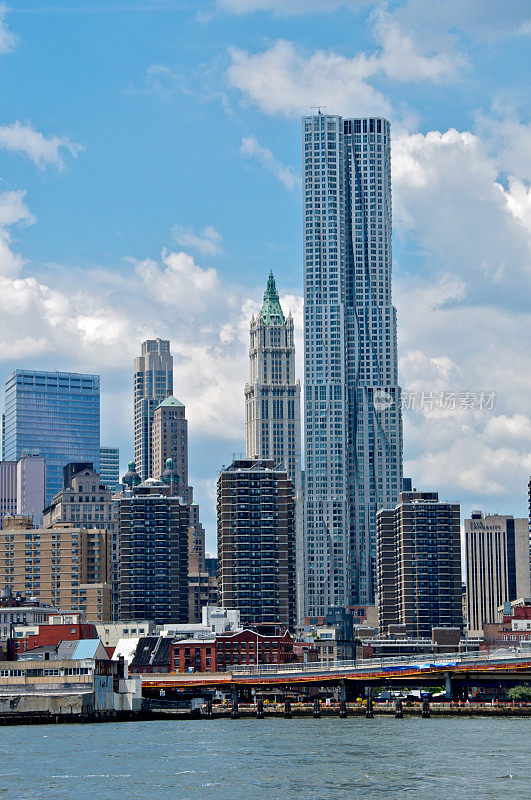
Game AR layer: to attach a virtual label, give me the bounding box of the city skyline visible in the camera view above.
[0,2,529,550]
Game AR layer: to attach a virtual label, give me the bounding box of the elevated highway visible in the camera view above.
[141,649,531,700]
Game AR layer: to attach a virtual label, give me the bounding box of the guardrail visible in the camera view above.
[231,647,530,676]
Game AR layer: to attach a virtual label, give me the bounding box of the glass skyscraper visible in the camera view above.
[4,370,100,504]
[99,446,120,491]
[303,114,403,616]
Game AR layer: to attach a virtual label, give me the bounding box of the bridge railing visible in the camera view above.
[231,647,528,677]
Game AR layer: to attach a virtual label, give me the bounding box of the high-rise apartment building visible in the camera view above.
[217,458,296,629]
[4,370,100,504]
[42,463,119,618]
[133,339,173,481]
[0,516,111,621]
[244,273,303,619]
[118,473,189,625]
[99,447,120,491]
[464,511,530,637]
[303,114,402,616]
[376,490,462,638]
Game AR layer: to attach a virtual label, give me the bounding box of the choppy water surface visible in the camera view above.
[1,717,529,799]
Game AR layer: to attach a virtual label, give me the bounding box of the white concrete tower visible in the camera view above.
[244,272,304,620]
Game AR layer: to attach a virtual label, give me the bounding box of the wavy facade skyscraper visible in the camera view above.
[303,114,403,616]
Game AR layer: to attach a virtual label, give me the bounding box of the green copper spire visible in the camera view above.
[260,271,285,325]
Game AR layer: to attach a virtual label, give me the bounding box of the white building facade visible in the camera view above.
[464,511,531,637]
[303,114,403,615]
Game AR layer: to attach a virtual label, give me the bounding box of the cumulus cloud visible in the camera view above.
[227,23,464,118]
[0,122,83,169]
[392,127,531,307]
[227,40,391,118]
[172,225,222,256]
[240,135,300,191]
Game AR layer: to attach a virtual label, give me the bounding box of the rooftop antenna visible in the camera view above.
[311,106,327,115]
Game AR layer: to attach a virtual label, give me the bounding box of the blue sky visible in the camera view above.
[0,0,530,551]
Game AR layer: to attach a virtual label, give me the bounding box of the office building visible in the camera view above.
[118,473,189,625]
[0,516,111,621]
[217,458,296,628]
[99,447,120,491]
[133,339,173,481]
[464,511,530,637]
[0,461,17,520]
[376,489,462,638]
[303,114,403,616]
[1,455,46,525]
[42,463,119,618]
[244,272,304,621]
[4,370,100,504]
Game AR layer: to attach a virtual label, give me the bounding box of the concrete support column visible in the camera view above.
[444,672,453,701]
[231,686,239,718]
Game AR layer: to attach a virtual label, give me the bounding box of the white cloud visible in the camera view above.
[0,122,83,168]
[371,18,466,82]
[0,5,17,54]
[172,225,222,256]
[405,436,531,497]
[0,189,35,230]
[379,0,531,42]
[0,190,35,277]
[240,135,300,191]
[227,40,391,118]
[227,25,464,118]
[392,127,531,304]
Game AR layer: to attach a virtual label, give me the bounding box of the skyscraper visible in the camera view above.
[303,114,402,615]
[152,396,190,502]
[99,447,120,492]
[244,272,303,619]
[464,511,530,637]
[118,470,189,625]
[4,370,100,504]
[217,458,296,629]
[0,455,45,524]
[133,339,173,481]
[376,489,462,638]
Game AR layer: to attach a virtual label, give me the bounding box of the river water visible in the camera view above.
[1,717,529,799]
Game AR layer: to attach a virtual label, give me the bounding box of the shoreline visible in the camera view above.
[1,703,530,726]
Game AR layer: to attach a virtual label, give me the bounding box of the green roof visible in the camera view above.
[260,271,285,325]
[157,395,185,409]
